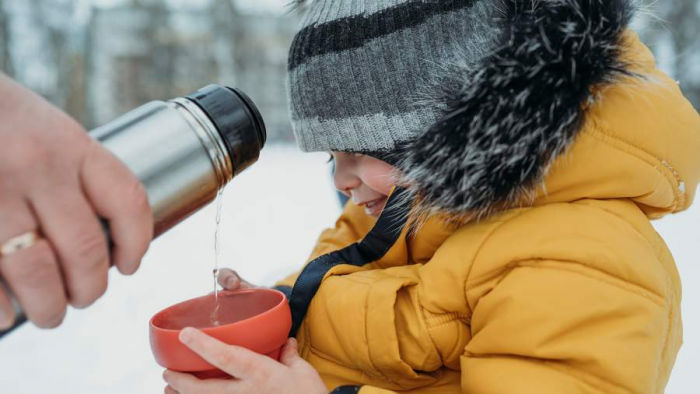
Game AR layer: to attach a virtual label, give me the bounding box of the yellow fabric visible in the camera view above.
[277,31,700,393]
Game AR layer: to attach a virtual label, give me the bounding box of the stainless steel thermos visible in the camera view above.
[0,84,266,338]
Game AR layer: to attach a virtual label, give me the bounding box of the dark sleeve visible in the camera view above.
[330,386,362,394]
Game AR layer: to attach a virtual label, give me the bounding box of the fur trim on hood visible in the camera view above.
[291,0,638,221]
[395,0,637,221]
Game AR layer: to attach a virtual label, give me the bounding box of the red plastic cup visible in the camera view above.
[149,288,291,379]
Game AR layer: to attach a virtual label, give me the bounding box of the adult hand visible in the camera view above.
[163,328,327,394]
[0,74,153,330]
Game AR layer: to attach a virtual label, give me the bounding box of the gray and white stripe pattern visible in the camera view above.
[287,0,498,155]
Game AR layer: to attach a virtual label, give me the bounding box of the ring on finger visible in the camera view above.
[0,230,42,258]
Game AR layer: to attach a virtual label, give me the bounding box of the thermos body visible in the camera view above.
[0,85,266,339]
[91,98,232,237]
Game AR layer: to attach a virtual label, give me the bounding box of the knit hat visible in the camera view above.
[287,0,498,157]
[287,0,636,219]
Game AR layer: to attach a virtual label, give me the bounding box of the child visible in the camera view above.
[163,0,700,393]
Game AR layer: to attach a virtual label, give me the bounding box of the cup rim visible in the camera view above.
[149,287,287,334]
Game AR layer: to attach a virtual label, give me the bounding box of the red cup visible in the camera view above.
[149,288,291,378]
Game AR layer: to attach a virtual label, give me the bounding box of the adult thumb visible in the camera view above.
[280,337,301,366]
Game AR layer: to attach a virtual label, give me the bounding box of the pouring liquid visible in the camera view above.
[210,187,225,326]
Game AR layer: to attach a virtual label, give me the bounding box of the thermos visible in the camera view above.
[0,84,267,338]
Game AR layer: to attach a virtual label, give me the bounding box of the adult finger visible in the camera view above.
[0,281,15,329]
[0,200,67,328]
[0,238,67,328]
[29,184,109,309]
[0,199,67,328]
[179,327,279,379]
[80,139,153,275]
[0,200,36,328]
[163,370,228,394]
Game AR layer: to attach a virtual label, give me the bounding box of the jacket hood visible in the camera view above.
[393,0,700,221]
[530,31,700,219]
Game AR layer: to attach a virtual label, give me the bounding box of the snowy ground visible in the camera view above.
[0,145,698,393]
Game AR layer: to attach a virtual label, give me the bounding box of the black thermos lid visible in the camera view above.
[185,85,267,176]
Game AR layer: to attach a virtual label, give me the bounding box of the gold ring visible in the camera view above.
[0,230,41,258]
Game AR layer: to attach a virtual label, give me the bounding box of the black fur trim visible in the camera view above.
[396,0,636,220]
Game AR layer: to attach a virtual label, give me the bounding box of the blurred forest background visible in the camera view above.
[0,0,698,144]
[0,0,301,142]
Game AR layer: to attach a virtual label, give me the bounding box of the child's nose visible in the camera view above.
[333,165,362,194]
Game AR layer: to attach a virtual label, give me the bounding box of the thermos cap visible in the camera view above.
[185,85,267,176]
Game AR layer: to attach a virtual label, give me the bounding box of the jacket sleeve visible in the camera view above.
[460,259,673,393]
[328,259,673,394]
[274,201,376,290]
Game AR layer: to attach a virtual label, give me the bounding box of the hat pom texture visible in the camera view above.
[396,0,636,220]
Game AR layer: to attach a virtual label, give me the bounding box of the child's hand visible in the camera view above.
[163,328,327,394]
[217,268,255,290]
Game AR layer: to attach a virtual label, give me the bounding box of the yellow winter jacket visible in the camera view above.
[277,30,700,394]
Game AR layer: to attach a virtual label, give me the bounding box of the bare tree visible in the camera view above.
[210,0,240,86]
[638,0,700,107]
[140,0,175,101]
[0,0,14,76]
[25,0,77,107]
[663,0,700,106]
[86,0,175,126]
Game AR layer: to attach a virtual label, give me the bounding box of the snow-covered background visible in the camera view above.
[0,145,699,393]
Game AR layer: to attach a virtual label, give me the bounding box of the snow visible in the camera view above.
[0,145,698,392]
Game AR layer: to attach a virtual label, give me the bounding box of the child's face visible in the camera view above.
[332,152,397,217]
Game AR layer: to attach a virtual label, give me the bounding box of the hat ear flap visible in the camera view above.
[397,0,637,221]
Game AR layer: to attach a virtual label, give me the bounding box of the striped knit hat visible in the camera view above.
[287,0,497,157]
[287,0,636,219]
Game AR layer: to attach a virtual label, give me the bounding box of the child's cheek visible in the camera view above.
[362,164,398,196]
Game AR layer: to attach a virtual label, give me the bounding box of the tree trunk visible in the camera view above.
[0,0,14,76]
[665,0,700,106]
[638,0,700,108]
[210,0,239,86]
